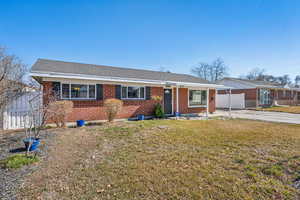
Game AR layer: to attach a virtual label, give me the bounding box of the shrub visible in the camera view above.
[48,100,73,127]
[154,103,165,118]
[151,95,163,102]
[0,154,38,169]
[104,98,123,122]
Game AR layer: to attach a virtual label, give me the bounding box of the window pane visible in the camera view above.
[128,86,139,98]
[89,85,95,98]
[189,90,206,106]
[71,84,88,98]
[121,86,127,98]
[62,84,70,99]
[140,87,145,98]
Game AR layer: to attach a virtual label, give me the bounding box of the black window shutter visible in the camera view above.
[52,82,61,99]
[96,84,103,100]
[146,86,151,100]
[115,85,121,99]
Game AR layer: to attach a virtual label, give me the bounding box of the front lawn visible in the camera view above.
[257,106,300,114]
[20,120,300,200]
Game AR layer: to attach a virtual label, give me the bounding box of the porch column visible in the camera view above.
[176,85,179,115]
[229,89,232,118]
[206,88,209,118]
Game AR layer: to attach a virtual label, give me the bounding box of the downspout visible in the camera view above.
[176,85,179,118]
[256,88,259,108]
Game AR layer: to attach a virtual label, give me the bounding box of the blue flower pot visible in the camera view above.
[23,138,40,151]
[175,112,181,117]
[77,120,85,127]
[137,114,145,121]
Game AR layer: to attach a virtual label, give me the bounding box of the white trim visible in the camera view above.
[61,83,96,100]
[188,88,208,108]
[176,86,179,113]
[120,85,146,100]
[206,88,209,118]
[30,71,225,88]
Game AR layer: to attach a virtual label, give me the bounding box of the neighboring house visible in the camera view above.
[217,77,300,108]
[30,59,223,122]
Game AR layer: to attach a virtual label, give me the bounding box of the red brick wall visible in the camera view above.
[173,88,216,114]
[43,81,216,122]
[42,82,164,122]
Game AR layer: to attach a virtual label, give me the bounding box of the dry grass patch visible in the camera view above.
[257,106,300,114]
[19,120,300,200]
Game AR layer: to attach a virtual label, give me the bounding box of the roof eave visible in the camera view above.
[30,71,224,88]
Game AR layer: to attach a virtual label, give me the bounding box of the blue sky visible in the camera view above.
[1,0,300,80]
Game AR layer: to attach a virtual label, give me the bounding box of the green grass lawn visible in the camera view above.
[257,106,300,114]
[20,119,300,200]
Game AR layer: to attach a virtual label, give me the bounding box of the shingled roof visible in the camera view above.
[31,59,211,84]
[220,77,289,89]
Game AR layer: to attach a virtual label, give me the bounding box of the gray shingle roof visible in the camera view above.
[31,59,211,84]
[222,77,283,89]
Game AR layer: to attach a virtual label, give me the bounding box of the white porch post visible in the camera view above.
[176,85,179,117]
[206,88,209,118]
[229,88,232,118]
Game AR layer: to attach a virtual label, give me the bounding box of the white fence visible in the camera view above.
[3,91,42,130]
[216,93,245,109]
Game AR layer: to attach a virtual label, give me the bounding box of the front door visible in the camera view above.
[164,89,172,115]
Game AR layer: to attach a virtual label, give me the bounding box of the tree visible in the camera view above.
[191,58,228,82]
[295,75,300,88]
[244,68,267,81]
[243,68,292,86]
[276,75,291,86]
[0,47,27,110]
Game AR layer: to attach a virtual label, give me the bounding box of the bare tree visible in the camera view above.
[211,58,228,82]
[277,75,291,86]
[242,68,293,86]
[191,58,228,82]
[0,47,27,110]
[243,68,267,81]
[295,75,300,88]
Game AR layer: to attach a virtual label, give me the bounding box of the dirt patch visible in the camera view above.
[0,130,56,200]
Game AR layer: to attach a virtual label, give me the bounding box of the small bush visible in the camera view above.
[104,98,123,122]
[154,103,165,118]
[48,100,73,127]
[0,154,38,169]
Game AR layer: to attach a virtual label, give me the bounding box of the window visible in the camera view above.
[259,89,271,105]
[61,83,96,99]
[188,90,207,107]
[121,86,145,99]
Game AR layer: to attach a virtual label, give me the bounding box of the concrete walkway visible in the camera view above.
[213,110,300,125]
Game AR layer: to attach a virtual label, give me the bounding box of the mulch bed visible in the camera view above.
[0,130,56,200]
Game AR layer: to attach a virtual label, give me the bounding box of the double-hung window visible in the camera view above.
[188,89,207,107]
[121,86,145,99]
[61,83,96,99]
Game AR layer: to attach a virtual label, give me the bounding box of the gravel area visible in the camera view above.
[0,130,56,200]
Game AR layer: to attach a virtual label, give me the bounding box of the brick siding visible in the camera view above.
[173,88,216,114]
[43,81,216,122]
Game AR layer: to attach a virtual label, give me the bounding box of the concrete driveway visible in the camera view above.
[214,110,300,125]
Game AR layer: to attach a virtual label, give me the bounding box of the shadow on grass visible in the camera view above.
[10,147,26,153]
